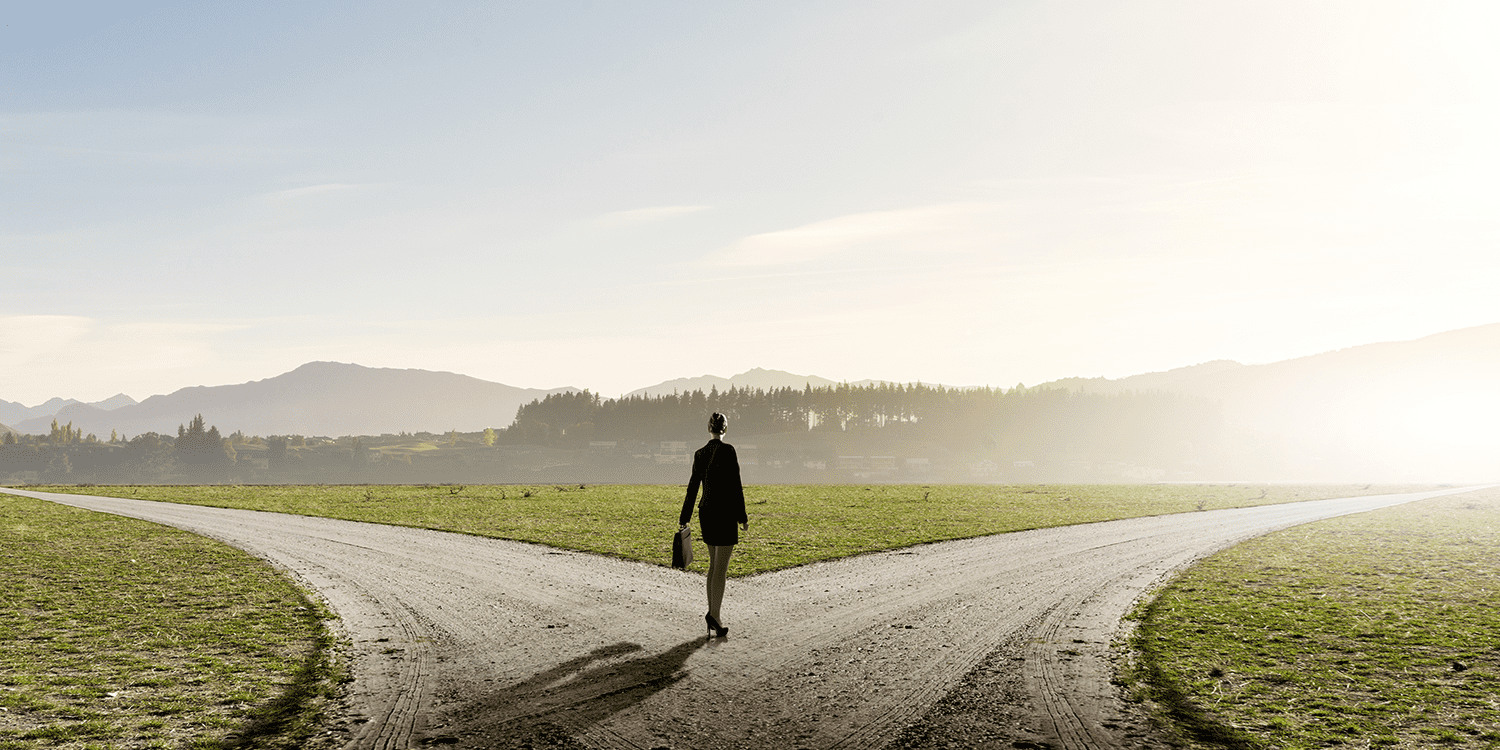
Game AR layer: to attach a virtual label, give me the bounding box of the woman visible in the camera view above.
[679,412,748,638]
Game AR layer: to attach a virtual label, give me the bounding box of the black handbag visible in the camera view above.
[672,526,693,568]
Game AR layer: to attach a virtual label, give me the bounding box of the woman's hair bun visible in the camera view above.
[708,412,728,433]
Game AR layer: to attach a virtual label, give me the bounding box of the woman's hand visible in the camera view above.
[740,520,749,531]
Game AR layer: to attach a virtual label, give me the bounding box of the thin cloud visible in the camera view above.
[259,183,393,201]
[716,203,990,267]
[594,205,711,228]
[0,315,92,364]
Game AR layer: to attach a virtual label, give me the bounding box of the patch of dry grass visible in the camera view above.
[0,494,341,750]
[1130,486,1500,749]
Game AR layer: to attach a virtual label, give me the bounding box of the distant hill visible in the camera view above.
[0,422,17,441]
[0,397,72,425]
[1042,323,1500,480]
[91,393,139,411]
[0,394,136,426]
[14,362,576,438]
[626,368,842,398]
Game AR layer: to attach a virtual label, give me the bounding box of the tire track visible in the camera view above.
[357,592,431,750]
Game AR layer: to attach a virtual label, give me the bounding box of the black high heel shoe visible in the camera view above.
[705,613,728,638]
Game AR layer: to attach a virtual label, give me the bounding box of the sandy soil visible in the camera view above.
[7,487,1477,750]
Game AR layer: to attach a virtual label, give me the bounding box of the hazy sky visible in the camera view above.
[4,1,1498,405]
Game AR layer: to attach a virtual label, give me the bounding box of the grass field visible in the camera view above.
[1128,485,1500,749]
[10,481,1448,749]
[30,483,1424,577]
[0,494,341,750]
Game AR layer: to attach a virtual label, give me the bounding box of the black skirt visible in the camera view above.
[698,503,739,546]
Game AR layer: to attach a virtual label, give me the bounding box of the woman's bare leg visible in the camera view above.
[705,543,734,622]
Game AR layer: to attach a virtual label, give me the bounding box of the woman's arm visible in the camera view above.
[726,445,748,527]
[680,449,704,526]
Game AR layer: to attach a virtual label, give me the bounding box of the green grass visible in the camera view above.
[0,494,343,750]
[32,483,1426,578]
[1128,486,1500,749]
[12,481,1447,748]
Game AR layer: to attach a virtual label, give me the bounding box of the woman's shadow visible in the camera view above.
[444,638,709,748]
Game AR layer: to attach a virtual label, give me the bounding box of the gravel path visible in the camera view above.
[7,487,1478,749]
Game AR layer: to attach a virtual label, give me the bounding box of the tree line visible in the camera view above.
[499,382,1225,464]
[1,414,245,483]
[504,381,993,445]
[1,384,1231,484]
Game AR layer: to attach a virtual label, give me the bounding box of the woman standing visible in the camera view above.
[679,412,748,638]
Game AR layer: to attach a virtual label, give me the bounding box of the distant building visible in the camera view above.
[835,455,898,479]
[837,456,869,472]
[655,440,690,465]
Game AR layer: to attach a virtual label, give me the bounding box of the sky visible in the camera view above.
[3,0,1498,406]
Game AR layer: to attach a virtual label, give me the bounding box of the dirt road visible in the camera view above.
[7,487,1478,749]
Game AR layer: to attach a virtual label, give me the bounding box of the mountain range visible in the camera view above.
[4,323,1497,480]
[0,394,138,427]
[6,362,574,439]
[1051,323,1499,437]
[1052,323,1500,479]
[3,365,922,439]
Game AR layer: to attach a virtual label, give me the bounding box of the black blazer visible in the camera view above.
[680,438,747,528]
